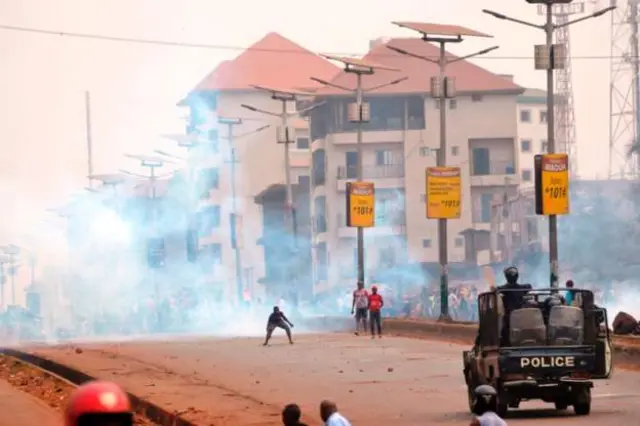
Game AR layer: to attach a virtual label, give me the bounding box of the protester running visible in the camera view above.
[263,306,294,346]
[351,280,369,336]
[368,285,384,339]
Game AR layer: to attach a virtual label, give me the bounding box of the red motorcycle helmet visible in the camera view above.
[64,380,133,426]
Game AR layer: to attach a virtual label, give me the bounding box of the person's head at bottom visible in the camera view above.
[473,384,498,415]
[282,403,304,426]
[64,380,132,426]
[319,400,337,421]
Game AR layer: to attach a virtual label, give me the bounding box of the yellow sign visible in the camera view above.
[426,167,462,219]
[346,182,375,227]
[535,154,569,215]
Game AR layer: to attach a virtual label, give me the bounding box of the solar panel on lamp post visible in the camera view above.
[389,21,497,321]
[310,56,406,288]
[482,1,615,289]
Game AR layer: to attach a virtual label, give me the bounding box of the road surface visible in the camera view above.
[0,379,59,426]
[27,333,640,425]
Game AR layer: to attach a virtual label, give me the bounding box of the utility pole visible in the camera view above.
[218,117,269,304]
[389,22,498,319]
[241,86,324,288]
[311,56,406,286]
[122,154,172,330]
[483,1,615,288]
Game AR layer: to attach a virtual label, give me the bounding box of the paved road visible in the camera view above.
[28,334,640,425]
[0,380,59,426]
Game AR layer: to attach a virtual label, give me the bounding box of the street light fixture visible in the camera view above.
[483,1,615,289]
[311,55,406,288]
[242,85,324,244]
[389,21,498,321]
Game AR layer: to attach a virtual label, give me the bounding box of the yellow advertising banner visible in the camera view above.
[426,167,462,219]
[346,182,375,227]
[535,154,569,215]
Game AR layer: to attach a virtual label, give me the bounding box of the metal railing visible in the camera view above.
[337,164,405,179]
[470,159,517,176]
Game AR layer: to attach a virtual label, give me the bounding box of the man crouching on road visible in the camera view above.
[351,280,369,336]
[264,306,294,346]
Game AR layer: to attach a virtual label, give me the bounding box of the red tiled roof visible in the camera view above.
[315,38,521,96]
[182,32,340,99]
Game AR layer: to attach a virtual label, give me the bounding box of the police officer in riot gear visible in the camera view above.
[496,266,532,346]
[470,385,507,426]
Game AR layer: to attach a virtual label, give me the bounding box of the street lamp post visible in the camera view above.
[0,245,20,306]
[122,153,171,329]
[241,86,324,290]
[388,21,498,320]
[311,56,406,286]
[483,1,615,288]
[242,86,324,247]
[217,117,269,304]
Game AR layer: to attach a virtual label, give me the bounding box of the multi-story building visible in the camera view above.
[516,87,548,189]
[179,32,338,301]
[308,37,523,291]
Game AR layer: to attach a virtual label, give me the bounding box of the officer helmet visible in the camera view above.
[504,266,519,282]
[473,384,498,410]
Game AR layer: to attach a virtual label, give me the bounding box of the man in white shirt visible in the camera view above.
[351,281,369,336]
[320,400,351,426]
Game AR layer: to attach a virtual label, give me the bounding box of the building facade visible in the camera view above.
[179,32,338,302]
[308,37,524,292]
[516,88,548,189]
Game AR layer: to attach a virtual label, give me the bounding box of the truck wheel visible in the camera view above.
[574,402,591,415]
[573,387,591,415]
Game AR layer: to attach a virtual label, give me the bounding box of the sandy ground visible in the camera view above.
[27,333,640,425]
[0,378,60,426]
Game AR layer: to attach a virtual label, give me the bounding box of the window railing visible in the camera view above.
[337,164,405,179]
[471,159,517,176]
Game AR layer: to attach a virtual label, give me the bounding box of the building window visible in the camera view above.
[480,193,492,223]
[197,205,221,235]
[541,140,548,152]
[449,99,457,109]
[296,137,309,149]
[375,149,395,165]
[471,94,483,102]
[378,247,396,268]
[419,147,434,157]
[520,109,531,122]
[455,237,464,248]
[197,168,219,198]
[312,149,326,187]
[407,96,425,130]
[540,110,548,123]
[298,175,310,189]
[422,239,432,248]
[522,169,532,182]
[451,146,459,156]
[521,139,531,153]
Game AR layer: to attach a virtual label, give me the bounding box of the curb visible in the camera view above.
[0,348,197,426]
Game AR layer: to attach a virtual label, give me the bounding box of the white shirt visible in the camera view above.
[325,412,352,426]
[476,411,507,426]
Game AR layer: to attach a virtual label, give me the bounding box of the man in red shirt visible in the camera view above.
[368,285,384,339]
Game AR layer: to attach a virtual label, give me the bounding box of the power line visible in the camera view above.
[0,23,633,61]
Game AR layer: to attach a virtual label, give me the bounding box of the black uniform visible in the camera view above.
[264,307,294,345]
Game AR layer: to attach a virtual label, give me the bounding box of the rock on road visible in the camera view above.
[27,334,640,425]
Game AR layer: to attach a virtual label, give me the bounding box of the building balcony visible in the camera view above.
[336,164,405,190]
[470,160,519,187]
[336,213,406,238]
[329,129,405,145]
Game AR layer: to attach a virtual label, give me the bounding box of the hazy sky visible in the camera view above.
[0,0,616,245]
